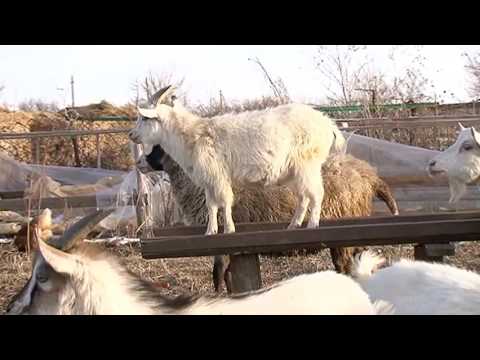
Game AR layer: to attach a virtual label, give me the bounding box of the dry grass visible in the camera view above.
[0,105,135,171]
[2,240,480,314]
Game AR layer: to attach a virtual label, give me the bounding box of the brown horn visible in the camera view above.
[48,208,116,251]
[148,85,172,106]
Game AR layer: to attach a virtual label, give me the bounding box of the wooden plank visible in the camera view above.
[0,191,25,199]
[34,139,40,164]
[346,120,480,130]
[0,128,130,140]
[96,134,102,169]
[141,217,480,259]
[335,115,480,124]
[228,254,262,294]
[0,195,135,211]
[152,211,480,237]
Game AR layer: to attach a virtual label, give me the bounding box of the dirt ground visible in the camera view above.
[2,240,480,314]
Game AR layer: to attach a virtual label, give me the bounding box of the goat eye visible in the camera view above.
[463,143,474,151]
[36,273,49,283]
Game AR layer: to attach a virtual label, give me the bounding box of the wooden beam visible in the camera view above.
[0,195,135,211]
[0,191,25,199]
[141,217,480,259]
[0,128,130,140]
[152,211,480,237]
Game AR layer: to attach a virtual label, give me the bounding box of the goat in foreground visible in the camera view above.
[6,210,393,315]
[353,251,480,315]
[129,86,345,236]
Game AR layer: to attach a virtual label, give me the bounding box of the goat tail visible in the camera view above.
[351,250,386,283]
[375,178,400,216]
[373,300,395,315]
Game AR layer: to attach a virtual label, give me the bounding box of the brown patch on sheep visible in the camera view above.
[158,150,399,291]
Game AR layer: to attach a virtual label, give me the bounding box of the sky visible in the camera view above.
[0,45,479,108]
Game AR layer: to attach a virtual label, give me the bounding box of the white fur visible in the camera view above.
[428,123,480,203]
[353,251,480,315]
[12,240,391,315]
[129,91,345,235]
[185,272,392,315]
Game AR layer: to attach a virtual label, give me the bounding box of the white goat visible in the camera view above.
[128,86,345,235]
[353,251,480,315]
[6,210,393,315]
[428,123,480,203]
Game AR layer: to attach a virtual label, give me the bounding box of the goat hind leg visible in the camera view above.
[221,186,236,234]
[205,190,219,235]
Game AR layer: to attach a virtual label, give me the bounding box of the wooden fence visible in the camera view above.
[140,211,480,293]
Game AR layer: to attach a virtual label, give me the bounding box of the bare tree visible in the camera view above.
[131,72,185,106]
[315,45,433,110]
[464,52,480,99]
[248,57,290,103]
[315,45,369,106]
[18,98,59,112]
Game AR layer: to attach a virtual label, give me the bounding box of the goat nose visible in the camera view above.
[429,160,436,167]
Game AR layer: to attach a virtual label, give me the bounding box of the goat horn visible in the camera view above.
[148,85,172,106]
[49,209,116,251]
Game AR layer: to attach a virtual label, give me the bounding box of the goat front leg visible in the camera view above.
[288,195,310,229]
[205,189,218,236]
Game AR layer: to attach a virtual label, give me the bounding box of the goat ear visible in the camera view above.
[37,238,79,276]
[137,106,159,119]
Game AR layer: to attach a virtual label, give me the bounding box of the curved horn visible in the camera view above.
[148,85,172,106]
[49,208,115,251]
[458,122,466,130]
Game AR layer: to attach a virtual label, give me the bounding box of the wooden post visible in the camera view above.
[34,138,40,164]
[414,243,455,263]
[96,134,101,169]
[227,254,262,294]
[71,136,82,167]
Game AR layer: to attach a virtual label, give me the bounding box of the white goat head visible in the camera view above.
[428,123,480,203]
[6,209,116,315]
[129,85,178,145]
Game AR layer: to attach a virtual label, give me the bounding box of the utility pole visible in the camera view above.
[219,90,224,112]
[69,75,81,168]
[70,75,75,108]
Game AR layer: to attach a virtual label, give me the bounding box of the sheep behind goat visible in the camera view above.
[6,210,394,315]
[128,86,345,236]
[352,251,480,315]
[137,144,399,292]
